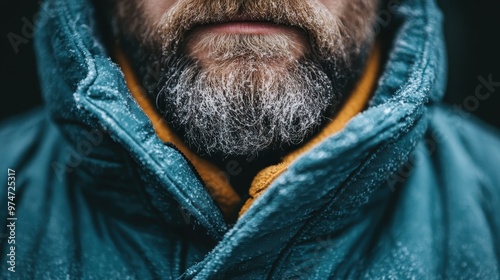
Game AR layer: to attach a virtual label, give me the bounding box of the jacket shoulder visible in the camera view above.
[0,107,60,157]
[0,107,66,180]
[0,107,47,135]
[378,105,500,279]
[428,105,500,182]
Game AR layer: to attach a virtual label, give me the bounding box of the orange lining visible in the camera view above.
[114,42,380,220]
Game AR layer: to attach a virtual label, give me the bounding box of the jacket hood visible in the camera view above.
[34,0,447,276]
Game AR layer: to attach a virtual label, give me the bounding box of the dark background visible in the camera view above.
[2,0,500,128]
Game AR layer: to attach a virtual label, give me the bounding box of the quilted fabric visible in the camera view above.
[1,0,499,278]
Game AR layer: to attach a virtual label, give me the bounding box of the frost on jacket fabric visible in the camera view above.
[1,0,500,278]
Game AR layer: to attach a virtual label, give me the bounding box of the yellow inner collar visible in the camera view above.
[114,43,380,220]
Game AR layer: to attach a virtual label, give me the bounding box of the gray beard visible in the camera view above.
[110,0,377,157]
[152,35,343,156]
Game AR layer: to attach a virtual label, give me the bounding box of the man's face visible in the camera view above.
[112,0,378,156]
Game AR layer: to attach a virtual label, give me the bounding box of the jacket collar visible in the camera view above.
[34,0,446,246]
[115,40,383,220]
[35,0,228,239]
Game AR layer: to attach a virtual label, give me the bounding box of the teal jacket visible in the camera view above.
[1,0,500,278]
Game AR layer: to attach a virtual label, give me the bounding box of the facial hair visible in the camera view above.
[112,0,378,156]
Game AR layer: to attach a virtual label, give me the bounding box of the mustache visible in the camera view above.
[152,0,344,60]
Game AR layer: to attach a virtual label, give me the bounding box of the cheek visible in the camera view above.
[318,0,378,43]
[318,0,377,20]
[142,0,178,23]
[318,0,346,18]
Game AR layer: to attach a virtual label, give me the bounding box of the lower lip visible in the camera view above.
[197,22,298,35]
